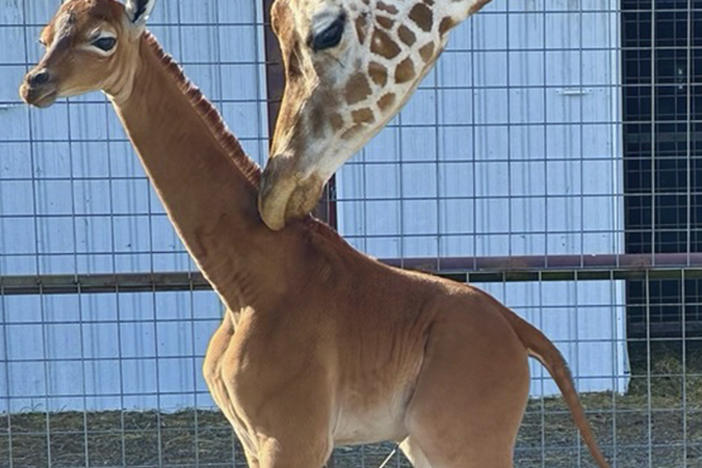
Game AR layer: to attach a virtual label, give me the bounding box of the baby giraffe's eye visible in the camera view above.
[93,36,116,52]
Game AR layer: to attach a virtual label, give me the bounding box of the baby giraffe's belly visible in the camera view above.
[332,387,414,446]
[331,325,429,446]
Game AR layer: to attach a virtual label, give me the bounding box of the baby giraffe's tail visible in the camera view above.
[499,308,611,468]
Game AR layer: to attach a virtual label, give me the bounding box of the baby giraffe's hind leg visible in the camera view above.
[399,437,432,468]
[402,307,531,467]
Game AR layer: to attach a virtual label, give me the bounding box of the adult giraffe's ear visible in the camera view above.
[125,0,156,29]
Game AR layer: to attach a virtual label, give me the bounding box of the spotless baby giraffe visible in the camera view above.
[20,1,609,467]
[259,0,493,230]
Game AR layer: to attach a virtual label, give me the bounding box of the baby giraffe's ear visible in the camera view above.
[125,0,156,28]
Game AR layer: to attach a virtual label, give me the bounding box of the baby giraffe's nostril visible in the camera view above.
[29,69,50,86]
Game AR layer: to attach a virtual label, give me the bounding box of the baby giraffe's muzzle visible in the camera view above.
[20,68,59,108]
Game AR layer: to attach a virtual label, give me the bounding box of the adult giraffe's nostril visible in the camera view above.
[29,69,51,86]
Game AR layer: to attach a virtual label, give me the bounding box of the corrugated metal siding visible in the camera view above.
[2,290,223,412]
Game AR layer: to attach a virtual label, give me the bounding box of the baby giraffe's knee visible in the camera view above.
[257,436,332,468]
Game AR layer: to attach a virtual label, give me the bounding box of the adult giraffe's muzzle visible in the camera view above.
[258,155,325,231]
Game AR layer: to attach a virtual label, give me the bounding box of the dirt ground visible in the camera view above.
[1,342,700,467]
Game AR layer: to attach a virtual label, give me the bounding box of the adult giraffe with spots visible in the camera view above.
[259,0,492,230]
[21,0,609,466]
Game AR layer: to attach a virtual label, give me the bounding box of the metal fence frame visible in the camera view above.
[2,0,702,467]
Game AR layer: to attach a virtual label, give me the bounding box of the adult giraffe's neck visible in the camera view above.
[110,33,275,311]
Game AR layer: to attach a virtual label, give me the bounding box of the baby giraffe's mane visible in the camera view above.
[142,31,348,246]
[143,32,263,187]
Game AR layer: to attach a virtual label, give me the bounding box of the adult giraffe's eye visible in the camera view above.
[311,13,346,51]
[93,36,117,52]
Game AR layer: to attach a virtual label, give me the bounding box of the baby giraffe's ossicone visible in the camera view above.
[259,0,494,230]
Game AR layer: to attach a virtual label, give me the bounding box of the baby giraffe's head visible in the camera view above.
[20,0,156,108]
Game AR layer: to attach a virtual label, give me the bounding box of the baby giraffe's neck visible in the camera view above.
[111,34,283,311]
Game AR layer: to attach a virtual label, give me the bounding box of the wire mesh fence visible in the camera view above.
[1,0,701,466]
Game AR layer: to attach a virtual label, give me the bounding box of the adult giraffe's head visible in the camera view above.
[259,0,493,230]
[19,0,155,108]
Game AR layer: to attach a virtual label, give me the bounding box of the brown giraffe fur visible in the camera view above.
[20,1,609,467]
[259,0,493,230]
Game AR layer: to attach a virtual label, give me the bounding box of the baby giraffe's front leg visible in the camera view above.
[218,326,336,467]
[256,435,332,468]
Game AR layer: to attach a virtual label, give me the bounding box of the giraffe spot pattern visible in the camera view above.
[468,0,492,14]
[310,107,326,137]
[330,113,344,131]
[439,16,455,36]
[352,108,375,124]
[395,57,415,83]
[355,15,368,43]
[345,72,372,104]
[409,3,433,32]
[370,28,401,59]
[376,1,399,15]
[419,42,435,63]
[398,25,416,46]
[341,124,364,140]
[377,93,395,112]
[376,15,394,30]
[368,61,388,87]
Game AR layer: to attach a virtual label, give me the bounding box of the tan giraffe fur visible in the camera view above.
[259,0,493,230]
[20,1,609,467]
